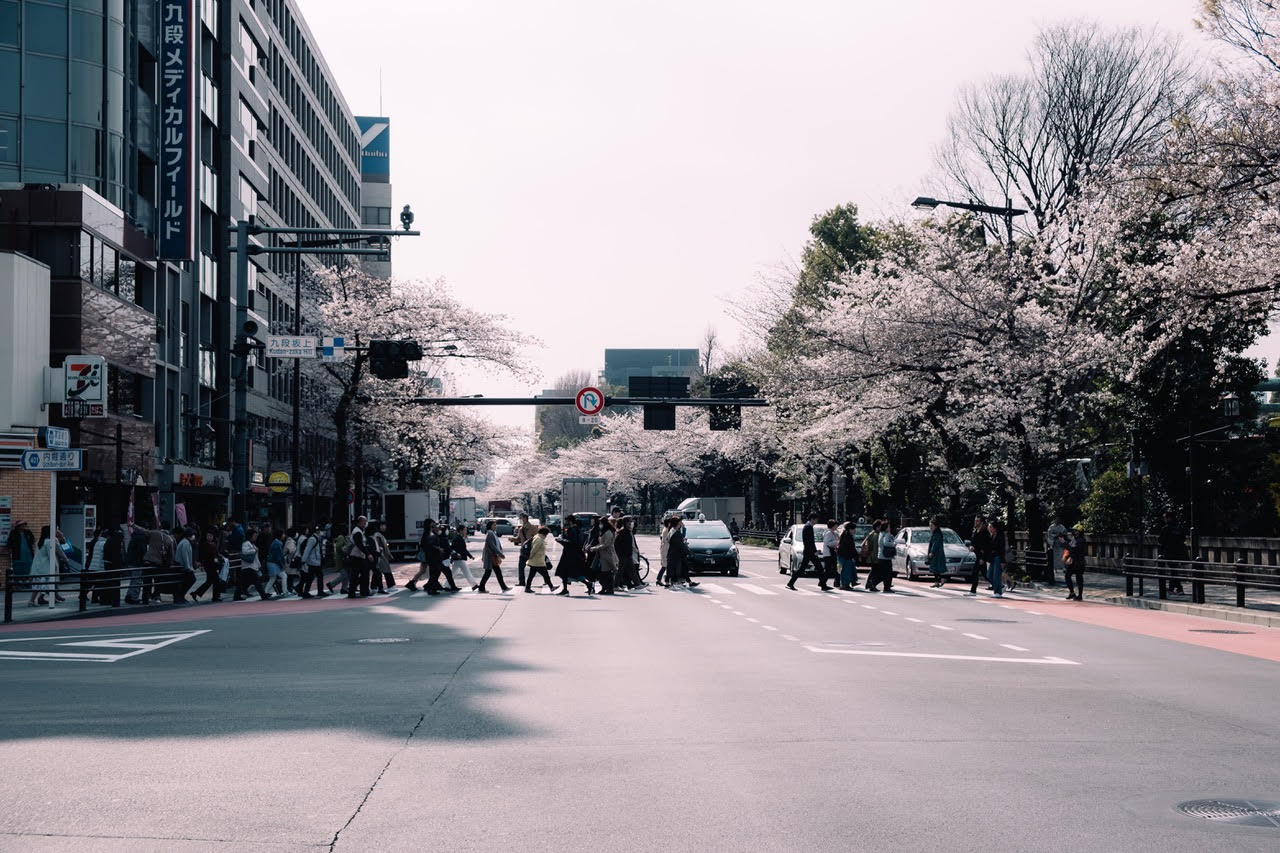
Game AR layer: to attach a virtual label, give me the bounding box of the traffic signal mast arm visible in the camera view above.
[399,396,768,406]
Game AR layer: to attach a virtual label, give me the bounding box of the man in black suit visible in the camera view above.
[787,513,821,591]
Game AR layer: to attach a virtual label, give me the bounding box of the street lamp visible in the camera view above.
[911,195,1027,257]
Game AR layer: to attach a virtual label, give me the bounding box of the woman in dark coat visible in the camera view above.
[986,520,1007,598]
[555,516,590,596]
[926,516,949,588]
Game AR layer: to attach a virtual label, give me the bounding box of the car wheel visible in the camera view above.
[901,563,912,581]
[729,566,739,577]
[722,568,729,576]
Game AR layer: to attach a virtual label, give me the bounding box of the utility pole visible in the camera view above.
[291,247,301,527]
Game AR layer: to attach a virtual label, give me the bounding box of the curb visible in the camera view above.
[1092,591,1280,629]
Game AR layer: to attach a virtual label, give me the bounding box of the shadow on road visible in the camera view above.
[0,594,537,745]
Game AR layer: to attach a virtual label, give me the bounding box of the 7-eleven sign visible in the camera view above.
[64,355,106,417]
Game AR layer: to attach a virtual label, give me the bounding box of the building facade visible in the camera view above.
[0,0,368,533]
[601,348,700,388]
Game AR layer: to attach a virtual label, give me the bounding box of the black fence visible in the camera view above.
[1120,554,1280,607]
[3,556,245,624]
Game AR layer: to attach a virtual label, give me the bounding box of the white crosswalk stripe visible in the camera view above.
[738,584,777,596]
[698,583,736,595]
[779,585,819,596]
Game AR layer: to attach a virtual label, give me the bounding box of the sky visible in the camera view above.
[295,0,1271,431]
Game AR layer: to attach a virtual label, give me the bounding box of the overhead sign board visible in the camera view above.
[266,336,317,358]
[21,449,83,471]
[321,336,346,362]
[575,386,605,416]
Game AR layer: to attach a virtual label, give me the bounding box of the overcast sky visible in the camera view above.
[297,0,1263,431]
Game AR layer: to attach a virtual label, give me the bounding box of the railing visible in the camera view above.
[739,528,781,545]
[3,556,244,624]
[1120,554,1280,608]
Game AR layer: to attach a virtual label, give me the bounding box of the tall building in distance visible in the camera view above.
[602,348,700,389]
[356,115,392,280]
[0,0,371,531]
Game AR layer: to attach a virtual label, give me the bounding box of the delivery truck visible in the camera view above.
[449,496,478,530]
[382,489,440,558]
[676,496,746,525]
[561,477,608,520]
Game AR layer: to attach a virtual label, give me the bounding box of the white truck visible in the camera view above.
[562,477,608,520]
[449,496,478,531]
[382,489,440,558]
[676,496,746,525]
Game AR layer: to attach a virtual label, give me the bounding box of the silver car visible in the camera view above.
[893,526,977,580]
[776,523,830,575]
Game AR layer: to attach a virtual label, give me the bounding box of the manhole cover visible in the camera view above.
[1175,799,1280,827]
[356,637,411,644]
[955,618,1018,623]
[1188,629,1254,635]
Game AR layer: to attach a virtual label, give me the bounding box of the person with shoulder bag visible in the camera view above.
[236,529,273,601]
[344,517,372,598]
[837,521,859,590]
[371,522,395,593]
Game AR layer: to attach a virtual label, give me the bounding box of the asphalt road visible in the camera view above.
[1,535,1279,852]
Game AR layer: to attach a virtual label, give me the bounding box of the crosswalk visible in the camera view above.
[682,578,1060,602]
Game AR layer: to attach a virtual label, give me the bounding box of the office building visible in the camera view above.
[601,348,700,388]
[0,0,366,532]
[356,115,392,280]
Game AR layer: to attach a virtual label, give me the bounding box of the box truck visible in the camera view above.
[382,489,440,558]
[676,496,745,525]
[450,496,478,530]
[562,478,608,519]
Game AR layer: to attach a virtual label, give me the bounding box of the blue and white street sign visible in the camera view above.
[20,449,83,471]
[40,427,70,449]
[321,337,346,362]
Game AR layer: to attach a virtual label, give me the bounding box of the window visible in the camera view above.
[0,3,17,47]
[70,10,103,63]
[69,125,98,177]
[22,118,65,172]
[25,56,67,120]
[0,50,17,113]
[70,60,103,123]
[107,365,143,417]
[25,4,67,55]
[239,173,257,219]
[0,116,16,164]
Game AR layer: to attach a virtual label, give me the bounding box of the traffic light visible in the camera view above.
[369,339,426,379]
[643,404,676,430]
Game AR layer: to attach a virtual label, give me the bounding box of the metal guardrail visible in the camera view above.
[1121,554,1280,607]
[3,555,247,623]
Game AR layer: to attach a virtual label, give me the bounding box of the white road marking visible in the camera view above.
[732,610,745,616]
[905,617,923,623]
[804,646,1080,665]
[739,584,777,596]
[708,598,722,604]
[780,585,819,596]
[745,617,760,623]
[1001,644,1029,652]
[781,634,800,641]
[896,586,947,599]
[880,610,898,616]
[861,604,876,610]
[720,604,733,610]
[0,630,211,663]
[931,624,954,631]
[700,583,735,595]
[1027,611,1044,616]
[962,633,989,640]
[762,625,778,631]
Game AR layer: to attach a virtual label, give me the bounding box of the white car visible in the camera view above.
[776,523,830,575]
[893,526,977,580]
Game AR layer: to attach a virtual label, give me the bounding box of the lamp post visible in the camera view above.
[911,196,1027,262]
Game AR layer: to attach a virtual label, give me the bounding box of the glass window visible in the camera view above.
[70,60,102,123]
[0,50,15,112]
[25,4,67,55]
[79,232,93,281]
[106,18,122,70]
[69,123,97,175]
[378,207,391,225]
[25,55,68,119]
[106,131,121,181]
[118,255,136,304]
[0,3,16,47]
[22,118,64,172]
[98,241,116,292]
[70,11,102,63]
[106,70,122,131]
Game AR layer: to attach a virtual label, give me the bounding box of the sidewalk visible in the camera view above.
[1029,570,1280,628]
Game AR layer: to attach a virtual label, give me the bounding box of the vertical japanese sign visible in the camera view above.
[158,0,195,260]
